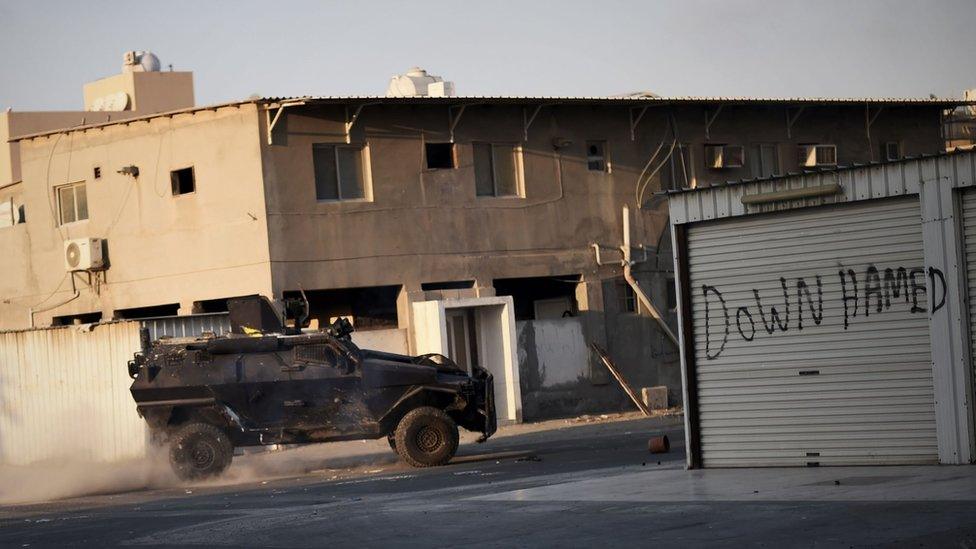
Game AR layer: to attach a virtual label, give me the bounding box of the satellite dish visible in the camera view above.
[90,91,130,111]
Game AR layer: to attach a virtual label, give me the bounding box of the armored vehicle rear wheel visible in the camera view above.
[169,422,233,481]
[394,406,459,467]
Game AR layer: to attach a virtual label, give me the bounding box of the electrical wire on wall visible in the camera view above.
[635,112,681,208]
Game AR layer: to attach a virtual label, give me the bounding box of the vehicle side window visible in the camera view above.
[295,344,337,364]
[294,343,353,373]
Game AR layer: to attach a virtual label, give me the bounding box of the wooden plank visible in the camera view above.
[590,343,651,417]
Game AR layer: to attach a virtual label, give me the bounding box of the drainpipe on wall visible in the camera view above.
[620,205,679,346]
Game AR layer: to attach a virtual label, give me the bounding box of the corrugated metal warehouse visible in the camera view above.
[668,149,976,468]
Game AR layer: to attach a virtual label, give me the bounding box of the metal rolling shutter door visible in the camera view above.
[688,197,936,467]
[960,190,976,401]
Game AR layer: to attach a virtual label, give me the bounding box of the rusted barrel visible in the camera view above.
[648,435,670,454]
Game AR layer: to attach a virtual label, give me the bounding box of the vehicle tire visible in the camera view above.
[394,406,459,468]
[169,422,234,481]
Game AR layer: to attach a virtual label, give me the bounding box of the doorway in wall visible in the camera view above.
[445,308,478,374]
[412,296,522,423]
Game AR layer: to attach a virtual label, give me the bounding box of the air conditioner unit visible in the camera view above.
[704,145,744,169]
[64,238,105,272]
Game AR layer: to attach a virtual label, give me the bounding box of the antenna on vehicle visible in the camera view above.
[296,283,310,329]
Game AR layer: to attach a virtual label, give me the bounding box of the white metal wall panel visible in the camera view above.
[960,190,976,405]
[0,322,147,465]
[688,197,937,466]
[142,313,231,341]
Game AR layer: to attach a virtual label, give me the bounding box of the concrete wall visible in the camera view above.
[1,111,124,186]
[0,104,273,329]
[260,104,668,295]
[351,327,409,354]
[83,71,194,113]
[0,322,147,465]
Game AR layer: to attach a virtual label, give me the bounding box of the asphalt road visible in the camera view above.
[2,416,976,548]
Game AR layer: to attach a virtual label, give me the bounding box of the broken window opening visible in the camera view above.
[114,303,181,320]
[493,275,580,321]
[421,280,475,291]
[425,142,456,170]
[171,167,196,196]
[192,297,233,314]
[282,285,400,331]
[51,312,103,326]
[313,143,369,201]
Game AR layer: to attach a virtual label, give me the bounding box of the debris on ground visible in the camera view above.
[515,455,542,462]
[648,435,670,454]
[569,407,683,424]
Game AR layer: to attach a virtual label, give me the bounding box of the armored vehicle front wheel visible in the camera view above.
[393,406,459,467]
[168,422,233,481]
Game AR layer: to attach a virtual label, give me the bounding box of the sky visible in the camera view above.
[0,0,974,111]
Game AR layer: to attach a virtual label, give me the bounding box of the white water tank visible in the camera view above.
[386,67,455,97]
[122,51,161,73]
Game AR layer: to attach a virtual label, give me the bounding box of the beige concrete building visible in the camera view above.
[1,60,965,419]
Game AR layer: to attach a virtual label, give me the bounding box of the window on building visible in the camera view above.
[667,144,695,190]
[282,285,400,331]
[885,141,901,161]
[425,142,455,169]
[113,303,180,320]
[473,142,521,197]
[619,282,637,313]
[56,182,88,225]
[751,144,780,178]
[798,144,837,167]
[666,277,677,310]
[170,167,195,195]
[51,312,102,326]
[17,204,25,224]
[192,297,233,313]
[704,144,744,169]
[586,140,609,172]
[421,280,475,291]
[313,144,370,201]
[493,274,580,320]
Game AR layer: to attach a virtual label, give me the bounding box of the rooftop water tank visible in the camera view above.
[386,67,455,97]
[122,51,161,73]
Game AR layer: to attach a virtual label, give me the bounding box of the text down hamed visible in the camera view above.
[700,265,947,360]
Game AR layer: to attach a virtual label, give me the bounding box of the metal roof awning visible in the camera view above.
[10,95,975,142]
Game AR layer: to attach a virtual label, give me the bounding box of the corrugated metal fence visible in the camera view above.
[141,312,231,341]
[0,322,147,465]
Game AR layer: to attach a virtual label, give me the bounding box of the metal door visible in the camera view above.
[687,197,936,466]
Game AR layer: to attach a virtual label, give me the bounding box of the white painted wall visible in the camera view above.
[411,296,522,423]
[517,318,589,387]
[351,328,409,354]
[0,322,147,465]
